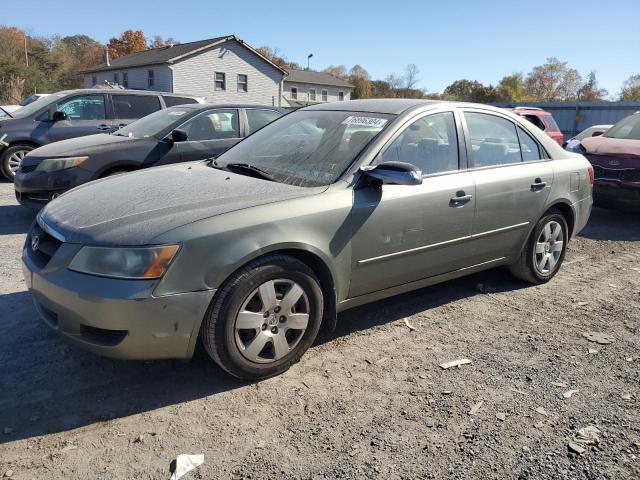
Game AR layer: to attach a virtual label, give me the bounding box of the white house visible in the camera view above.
[83,36,287,106]
[282,69,353,107]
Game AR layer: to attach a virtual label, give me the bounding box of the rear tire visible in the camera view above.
[1,144,34,181]
[510,210,568,284]
[201,254,323,380]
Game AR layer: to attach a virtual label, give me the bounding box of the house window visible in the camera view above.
[215,72,226,91]
[148,70,155,89]
[91,75,97,86]
[122,72,128,88]
[309,88,316,101]
[321,90,328,102]
[291,87,298,100]
[237,74,248,92]
[338,91,345,101]
[113,73,119,85]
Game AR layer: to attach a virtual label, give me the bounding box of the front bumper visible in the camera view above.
[593,180,640,211]
[22,238,215,360]
[14,166,94,206]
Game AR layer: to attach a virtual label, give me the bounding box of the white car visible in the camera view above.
[565,124,613,151]
[0,94,50,118]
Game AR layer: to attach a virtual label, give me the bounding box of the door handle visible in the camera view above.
[449,191,473,207]
[96,124,111,131]
[531,178,547,191]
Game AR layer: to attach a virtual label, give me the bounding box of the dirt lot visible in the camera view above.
[0,180,638,480]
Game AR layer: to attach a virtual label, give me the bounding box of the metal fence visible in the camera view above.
[492,101,640,141]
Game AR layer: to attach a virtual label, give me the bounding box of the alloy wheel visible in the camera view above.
[234,279,310,364]
[8,149,28,176]
[533,220,564,275]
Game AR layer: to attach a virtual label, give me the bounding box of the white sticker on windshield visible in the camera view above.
[342,116,388,128]
[168,111,187,116]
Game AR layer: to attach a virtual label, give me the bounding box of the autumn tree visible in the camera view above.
[525,57,582,101]
[107,30,147,60]
[443,79,498,103]
[323,65,347,79]
[577,71,608,101]
[496,73,533,102]
[150,35,179,49]
[619,74,640,101]
[255,46,300,70]
[347,64,371,99]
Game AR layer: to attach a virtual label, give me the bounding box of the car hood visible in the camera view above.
[40,162,324,245]
[581,136,640,158]
[28,133,140,158]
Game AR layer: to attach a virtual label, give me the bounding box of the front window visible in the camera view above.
[57,95,106,120]
[148,70,155,89]
[215,72,226,91]
[322,90,328,102]
[122,72,129,88]
[605,114,640,140]
[114,107,191,138]
[216,110,394,187]
[180,109,240,140]
[338,91,345,101]
[237,74,248,92]
[309,89,316,101]
[291,87,298,100]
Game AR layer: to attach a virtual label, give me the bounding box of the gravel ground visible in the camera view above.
[0,180,638,479]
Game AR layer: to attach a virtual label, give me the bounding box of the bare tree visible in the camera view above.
[404,64,420,89]
[385,73,403,91]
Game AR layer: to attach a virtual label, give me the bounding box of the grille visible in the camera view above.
[593,165,640,183]
[19,164,37,173]
[27,224,62,268]
[80,325,128,346]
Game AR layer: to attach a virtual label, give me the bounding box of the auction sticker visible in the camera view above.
[342,116,388,128]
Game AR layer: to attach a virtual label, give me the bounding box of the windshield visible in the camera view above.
[10,93,62,118]
[217,110,394,187]
[605,114,640,140]
[115,107,192,138]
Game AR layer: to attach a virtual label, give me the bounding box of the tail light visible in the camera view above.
[587,165,594,185]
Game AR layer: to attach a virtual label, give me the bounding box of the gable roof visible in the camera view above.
[284,69,353,89]
[83,35,288,75]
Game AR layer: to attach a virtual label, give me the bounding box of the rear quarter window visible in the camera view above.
[113,95,161,119]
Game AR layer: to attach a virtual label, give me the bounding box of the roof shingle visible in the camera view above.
[284,69,353,88]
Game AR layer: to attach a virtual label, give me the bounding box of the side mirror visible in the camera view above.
[592,131,604,137]
[170,129,188,143]
[360,161,422,186]
[52,111,68,122]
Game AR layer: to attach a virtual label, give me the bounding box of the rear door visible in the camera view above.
[461,109,554,265]
[46,93,111,142]
[165,108,242,163]
[244,108,284,136]
[348,109,477,297]
[112,94,162,131]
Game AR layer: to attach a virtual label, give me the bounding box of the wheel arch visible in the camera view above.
[96,161,140,178]
[544,200,576,238]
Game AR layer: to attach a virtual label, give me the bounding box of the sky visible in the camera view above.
[3,0,639,96]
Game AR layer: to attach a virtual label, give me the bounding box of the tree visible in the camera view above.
[525,57,582,101]
[347,65,371,99]
[150,35,179,49]
[578,71,608,101]
[620,74,640,101]
[370,79,394,98]
[323,65,347,79]
[443,79,498,103]
[496,73,533,102]
[385,73,403,91]
[107,30,147,60]
[255,46,300,70]
[404,64,420,89]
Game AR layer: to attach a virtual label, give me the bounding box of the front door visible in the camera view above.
[168,109,242,164]
[461,110,554,265]
[348,111,476,298]
[46,94,111,142]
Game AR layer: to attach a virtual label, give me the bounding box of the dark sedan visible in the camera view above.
[14,104,285,207]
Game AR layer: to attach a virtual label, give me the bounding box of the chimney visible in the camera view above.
[104,48,110,66]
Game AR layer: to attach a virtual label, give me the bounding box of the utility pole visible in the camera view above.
[24,36,29,67]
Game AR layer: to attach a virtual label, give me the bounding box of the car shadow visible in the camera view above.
[579,207,640,241]
[0,268,524,444]
[0,204,36,235]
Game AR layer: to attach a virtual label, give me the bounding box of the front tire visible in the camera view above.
[1,144,34,181]
[201,255,323,380]
[510,210,568,284]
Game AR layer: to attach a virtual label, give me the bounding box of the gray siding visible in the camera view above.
[171,40,283,106]
[493,101,640,140]
[84,66,173,92]
[283,82,351,105]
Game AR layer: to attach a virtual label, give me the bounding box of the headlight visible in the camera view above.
[35,156,88,172]
[69,245,179,279]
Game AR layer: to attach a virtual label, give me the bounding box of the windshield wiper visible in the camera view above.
[224,163,275,181]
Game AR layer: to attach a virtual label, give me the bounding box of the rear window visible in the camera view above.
[163,96,198,107]
[113,95,161,119]
[542,115,560,131]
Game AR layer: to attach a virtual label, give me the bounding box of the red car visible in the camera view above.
[579,112,640,211]
[507,107,564,146]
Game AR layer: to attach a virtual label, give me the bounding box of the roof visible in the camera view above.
[284,69,353,88]
[305,99,442,114]
[83,36,288,75]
